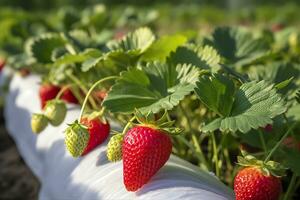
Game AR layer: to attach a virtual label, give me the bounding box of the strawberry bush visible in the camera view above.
[1,3,300,200]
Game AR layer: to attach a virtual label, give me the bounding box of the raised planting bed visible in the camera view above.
[4,73,234,200]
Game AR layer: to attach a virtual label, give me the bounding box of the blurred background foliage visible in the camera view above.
[0,0,300,10]
[1,0,300,56]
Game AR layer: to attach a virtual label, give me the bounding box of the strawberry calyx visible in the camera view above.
[81,110,108,126]
[237,151,286,177]
[133,109,183,135]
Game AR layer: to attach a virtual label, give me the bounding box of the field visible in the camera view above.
[0,2,300,200]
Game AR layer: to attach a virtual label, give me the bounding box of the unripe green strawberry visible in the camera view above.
[31,113,48,134]
[107,134,124,162]
[65,121,90,157]
[44,100,67,126]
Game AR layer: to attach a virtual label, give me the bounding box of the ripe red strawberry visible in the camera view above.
[80,117,110,155]
[0,59,5,72]
[60,87,79,104]
[39,84,60,109]
[234,167,282,200]
[123,126,172,191]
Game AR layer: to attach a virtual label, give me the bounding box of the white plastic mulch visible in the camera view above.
[3,72,234,200]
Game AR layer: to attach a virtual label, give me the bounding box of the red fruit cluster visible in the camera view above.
[122,126,172,191]
[39,84,79,109]
[234,167,282,200]
[80,117,110,155]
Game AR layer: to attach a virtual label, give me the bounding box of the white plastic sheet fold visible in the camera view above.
[3,73,234,200]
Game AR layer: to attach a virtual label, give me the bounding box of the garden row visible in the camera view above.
[0,4,300,200]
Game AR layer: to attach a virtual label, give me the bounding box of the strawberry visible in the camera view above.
[0,59,5,72]
[65,121,90,157]
[234,167,282,200]
[65,113,110,157]
[31,113,48,134]
[60,87,79,104]
[44,100,67,126]
[107,133,124,162]
[80,116,110,155]
[123,125,172,191]
[39,84,60,109]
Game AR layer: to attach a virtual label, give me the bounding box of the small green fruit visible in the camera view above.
[65,121,89,157]
[44,100,67,126]
[31,113,48,134]
[107,133,124,162]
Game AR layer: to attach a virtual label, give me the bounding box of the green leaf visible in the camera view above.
[103,62,200,114]
[202,80,286,133]
[167,45,221,70]
[275,77,294,90]
[7,53,35,70]
[195,74,235,117]
[26,33,67,63]
[286,104,300,121]
[249,62,300,96]
[81,50,137,72]
[283,148,300,175]
[141,34,187,62]
[296,90,300,104]
[205,27,269,66]
[54,49,102,66]
[107,27,155,53]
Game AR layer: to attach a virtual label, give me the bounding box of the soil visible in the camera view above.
[0,108,40,200]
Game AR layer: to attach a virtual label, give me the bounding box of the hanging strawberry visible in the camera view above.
[44,100,67,126]
[234,152,285,200]
[64,76,116,157]
[107,133,124,162]
[60,86,79,104]
[31,113,48,134]
[39,83,60,109]
[65,112,110,157]
[106,110,182,192]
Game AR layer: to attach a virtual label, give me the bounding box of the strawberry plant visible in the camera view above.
[1,4,300,199]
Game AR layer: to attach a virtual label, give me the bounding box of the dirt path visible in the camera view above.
[0,108,39,199]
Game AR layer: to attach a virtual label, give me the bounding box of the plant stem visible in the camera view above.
[55,85,72,100]
[78,76,117,120]
[66,72,98,110]
[258,129,267,154]
[177,135,209,171]
[65,44,77,55]
[179,103,209,168]
[284,173,297,200]
[264,122,297,163]
[121,116,136,135]
[211,131,220,177]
